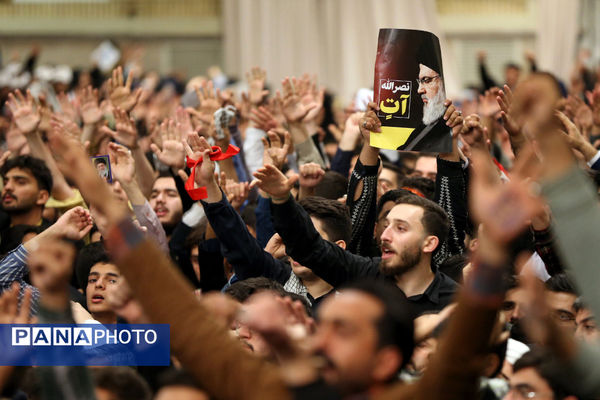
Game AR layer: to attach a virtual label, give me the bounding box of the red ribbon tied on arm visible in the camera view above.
[184,144,240,200]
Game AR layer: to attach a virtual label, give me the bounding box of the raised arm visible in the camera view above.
[188,135,291,283]
[252,164,379,287]
[47,125,291,400]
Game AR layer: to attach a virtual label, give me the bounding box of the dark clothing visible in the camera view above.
[271,194,457,314]
[396,118,452,153]
[347,158,381,257]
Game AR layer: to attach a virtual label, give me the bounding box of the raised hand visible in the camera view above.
[107,66,142,112]
[219,171,250,210]
[246,67,269,105]
[47,206,94,240]
[477,87,501,118]
[108,142,136,184]
[149,119,186,170]
[6,89,41,134]
[0,282,34,324]
[250,106,281,132]
[28,238,76,309]
[442,99,464,136]
[298,75,324,123]
[358,102,382,141]
[278,77,317,123]
[262,128,291,170]
[50,113,83,143]
[298,162,325,188]
[251,164,298,202]
[183,134,215,188]
[555,111,597,162]
[194,80,221,117]
[585,84,600,127]
[496,84,521,138]
[57,92,80,123]
[80,85,103,125]
[460,114,489,153]
[469,146,544,244]
[563,95,592,133]
[100,107,139,149]
[105,278,149,324]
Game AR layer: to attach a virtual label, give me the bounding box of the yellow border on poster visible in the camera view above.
[369,126,415,150]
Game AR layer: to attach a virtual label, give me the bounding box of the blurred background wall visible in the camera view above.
[0,0,595,101]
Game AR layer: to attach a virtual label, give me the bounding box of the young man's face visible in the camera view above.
[379,168,399,192]
[412,156,437,181]
[149,177,183,229]
[86,262,120,314]
[504,367,554,400]
[379,204,429,277]
[314,290,398,394]
[1,167,47,213]
[545,290,577,331]
[374,200,396,246]
[575,308,599,342]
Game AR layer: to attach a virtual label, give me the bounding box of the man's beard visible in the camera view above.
[422,89,446,125]
[379,244,422,277]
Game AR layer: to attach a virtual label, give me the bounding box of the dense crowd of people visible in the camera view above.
[0,43,598,400]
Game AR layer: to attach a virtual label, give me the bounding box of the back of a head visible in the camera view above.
[400,176,435,200]
[75,241,111,292]
[314,170,348,200]
[0,155,53,193]
[342,279,414,370]
[299,196,351,243]
[92,366,151,400]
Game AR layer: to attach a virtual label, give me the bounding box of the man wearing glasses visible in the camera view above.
[397,49,454,153]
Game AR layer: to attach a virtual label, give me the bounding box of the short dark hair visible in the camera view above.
[341,279,414,370]
[513,348,576,399]
[75,242,111,292]
[314,170,348,200]
[400,176,435,200]
[438,253,468,283]
[157,368,203,391]
[224,277,287,302]
[376,189,414,217]
[394,195,449,246]
[0,155,52,193]
[92,367,151,400]
[299,196,351,243]
[544,273,579,296]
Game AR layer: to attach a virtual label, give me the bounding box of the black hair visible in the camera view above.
[394,195,449,247]
[544,273,579,296]
[0,155,52,193]
[381,161,404,188]
[92,367,151,400]
[224,277,287,302]
[299,196,351,243]
[438,253,468,284]
[341,279,414,370]
[75,242,111,292]
[224,277,312,315]
[314,170,349,200]
[157,368,204,391]
[376,189,413,217]
[400,176,435,200]
[505,63,521,71]
[513,348,576,399]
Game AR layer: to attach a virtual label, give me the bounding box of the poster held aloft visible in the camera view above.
[371,29,452,153]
